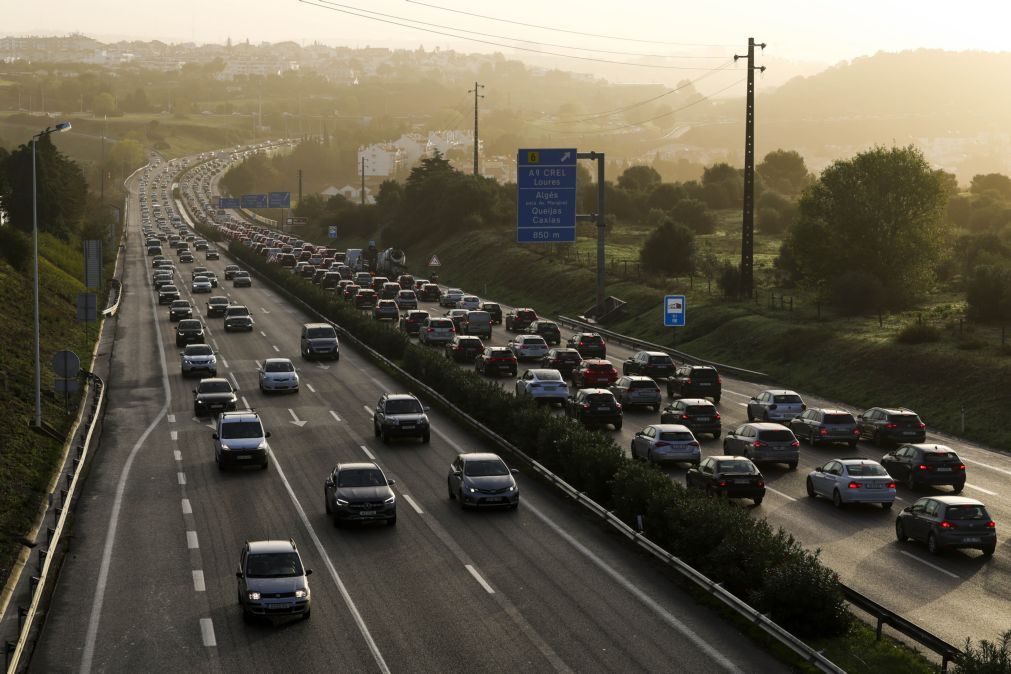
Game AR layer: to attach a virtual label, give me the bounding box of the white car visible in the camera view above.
[191,276,212,293]
[439,288,464,308]
[630,424,701,466]
[258,358,300,393]
[456,295,481,311]
[509,335,549,361]
[515,368,568,405]
[806,458,896,509]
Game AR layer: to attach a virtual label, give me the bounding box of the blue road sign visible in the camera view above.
[664,295,686,327]
[219,197,240,209]
[269,191,291,208]
[240,194,268,209]
[328,226,337,239]
[517,148,577,243]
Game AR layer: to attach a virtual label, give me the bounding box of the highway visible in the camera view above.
[28,159,783,672]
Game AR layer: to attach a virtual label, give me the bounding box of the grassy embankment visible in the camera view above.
[413,227,1011,451]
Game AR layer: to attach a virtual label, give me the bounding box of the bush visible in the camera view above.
[717,262,742,299]
[966,265,1011,322]
[955,629,1011,674]
[0,227,31,272]
[827,270,885,316]
[895,323,941,344]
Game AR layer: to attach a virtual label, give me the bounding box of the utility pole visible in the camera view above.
[360,156,366,206]
[99,115,106,204]
[734,37,766,299]
[297,169,303,231]
[468,81,484,176]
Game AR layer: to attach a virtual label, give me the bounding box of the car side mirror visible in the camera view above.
[423,405,431,412]
[903,506,912,513]
[192,389,197,394]
[750,397,758,402]
[305,569,313,576]
[511,468,519,475]
[235,571,243,579]
[387,479,396,486]
[635,431,643,436]
[212,433,218,440]
[452,469,461,476]
[324,478,333,487]
[264,431,271,438]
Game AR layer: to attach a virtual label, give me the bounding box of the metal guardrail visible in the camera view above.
[228,247,844,674]
[555,314,770,381]
[101,279,123,317]
[841,583,961,672]
[5,373,106,673]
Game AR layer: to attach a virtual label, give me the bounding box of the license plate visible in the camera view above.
[210,404,223,410]
[865,484,883,489]
[963,537,981,543]
[236,455,250,460]
[734,479,751,485]
[484,497,503,503]
[401,425,415,430]
[936,467,951,472]
[696,417,711,422]
[596,406,610,412]
[360,510,376,516]
[903,431,916,435]
[698,382,711,387]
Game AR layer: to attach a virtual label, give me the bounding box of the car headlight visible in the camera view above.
[468,487,477,493]
[335,498,349,506]
[256,442,267,451]
[247,591,261,601]
[294,589,308,599]
[384,495,396,504]
[389,417,399,425]
[508,486,515,492]
[220,444,231,451]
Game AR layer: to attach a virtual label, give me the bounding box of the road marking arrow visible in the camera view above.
[288,408,307,427]
[316,362,330,370]
[260,307,270,314]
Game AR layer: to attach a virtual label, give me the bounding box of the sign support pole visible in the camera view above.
[575,152,606,316]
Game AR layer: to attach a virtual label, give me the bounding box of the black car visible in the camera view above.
[564,388,623,430]
[478,301,502,324]
[540,348,583,379]
[895,496,996,555]
[158,285,180,304]
[223,264,240,280]
[179,251,194,263]
[324,462,397,526]
[232,271,252,287]
[447,452,519,509]
[858,407,926,445]
[399,310,430,336]
[169,300,193,322]
[205,249,219,260]
[373,393,431,443]
[505,308,538,332]
[567,332,606,359]
[475,347,518,377]
[175,319,205,347]
[686,456,765,505]
[881,444,966,491]
[526,320,561,346]
[622,350,676,380]
[661,398,722,439]
[420,283,441,302]
[192,377,238,416]
[666,365,722,403]
[206,296,231,318]
[444,336,485,363]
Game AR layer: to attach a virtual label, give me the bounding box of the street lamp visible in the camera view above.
[31,121,71,429]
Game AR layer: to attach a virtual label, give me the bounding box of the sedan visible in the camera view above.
[806,459,897,509]
[169,300,193,322]
[686,456,766,505]
[232,271,252,287]
[447,452,519,510]
[258,358,300,393]
[439,289,464,308]
[175,319,205,347]
[508,335,549,361]
[191,276,212,293]
[895,496,996,556]
[158,285,180,304]
[631,424,701,466]
[475,347,517,377]
[515,369,569,406]
[223,264,240,280]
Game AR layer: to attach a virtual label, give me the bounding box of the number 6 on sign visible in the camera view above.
[664,295,686,327]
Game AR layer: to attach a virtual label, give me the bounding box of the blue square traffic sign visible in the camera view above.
[517,148,577,243]
[664,295,686,327]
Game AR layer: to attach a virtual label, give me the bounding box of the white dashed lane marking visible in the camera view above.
[765,487,796,502]
[307,383,316,393]
[170,431,178,442]
[966,483,997,496]
[177,472,186,485]
[192,570,206,591]
[186,531,199,549]
[181,499,192,515]
[465,565,495,594]
[402,493,423,515]
[173,450,182,461]
[360,445,376,460]
[200,618,216,647]
[330,410,341,422]
[899,551,959,578]
[168,414,177,423]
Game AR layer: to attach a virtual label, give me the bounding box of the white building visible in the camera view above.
[357,144,403,178]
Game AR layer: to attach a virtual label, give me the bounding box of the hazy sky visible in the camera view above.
[2,0,1008,68]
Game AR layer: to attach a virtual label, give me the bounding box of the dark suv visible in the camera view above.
[324,462,397,526]
[661,398,722,439]
[175,319,205,347]
[858,407,926,445]
[526,320,561,346]
[478,301,502,324]
[622,351,676,380]
[881,444,966,491]
[666,365,722,403]
[169,300,193,322]
[475,347,517,377]
[237,539,312,621]
[564,388,623,430]
[567,332,606,359]
[399,310,430,336]
[206,296,230,318]
[505,308,538,332]
[373,393,431,443]
[540,348,583,379]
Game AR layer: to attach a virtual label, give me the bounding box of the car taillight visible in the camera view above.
[615,402,622,409]
[819,428,828,435]
[918,464,929,471]
[885,423,897,429]
[940,521,956,529]
[579,341,585,346]
[756,480,765,488]
[680,414,690,420]
[689,440,700,447]
[717,376,723,384]
[918,422,926,429]
[426,327,434,333]
[684,378,692,385]
[581,403,590,409]
[987,521,997,528]
[713,412,721,420]
[718,480,729,487]
[753,440,766,448]
[790,440,800,447]
[886,482,896,489]
[959,464,966,471]
[852,428,861,435]
[847,481,861,489]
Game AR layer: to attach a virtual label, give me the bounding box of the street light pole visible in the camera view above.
[31,121,71,429]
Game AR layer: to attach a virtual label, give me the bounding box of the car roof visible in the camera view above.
[303,322,332,329]
[582,359,611,365]
[197,377,230,386]
[931,495,986,507]
[622,375,655,382]
[676,398,715,406]
[337,461,382,472]
[247,539,297,554]
[904,443,956,454]
[810,408,851,415]
[651,424,692,432]
[761,389,799,395]
[708,455,752,462]
[641,351,670,357]
[263,357,293,365]
[220,410,261,423]
[578,388,613,395]
[745,422,792,430]
[875,407,917,415]
[837,458,883,466]
[459,452,504,462]
[384,393,420,402]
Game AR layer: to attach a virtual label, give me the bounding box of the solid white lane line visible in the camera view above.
[962,457,1011,478]
[167,414,177,423]
[211,339,219,350]
[177,472,187,485]
[170,431,178,442]
[199,618,216,647]
[220,357,229,369]
[229,372,239,390]
[329,410,341,422]
[735,402,748,408]
[465,564,495,594]
[765,487,796,502]
[402,493,423,515]
[254,360,261,369]
[192,570,206,592]
[241,396,250,409]
[173,450,182,461]
[266,447,391,673]
[307,382,316,393]
[272,345,280,352]
[187,531,199,549]
[724,390,751,398]
[182,499,192,515]
[899,551,959,579]
[362,404,372,416]
[360,444,376,460]
[965,483,997,496]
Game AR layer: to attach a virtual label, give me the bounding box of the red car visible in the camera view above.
[571,359,619,388]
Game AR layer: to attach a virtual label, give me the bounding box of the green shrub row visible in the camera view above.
[226,240,849,639]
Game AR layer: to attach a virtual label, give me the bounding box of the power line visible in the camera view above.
[405,0,736,48]
[300,0,733,70]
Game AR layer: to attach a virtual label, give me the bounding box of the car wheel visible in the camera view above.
[723,440,730,452]
[325,494,331,513]
[848,441,857,448]
[753,496,763,505]
[381,429,390,444]
[788,461,798,471]
[714,397,721,404]
[647,449,654,465]
[895,520,908,542]
[953,482,965,494]
[746,407,754,422]
[387,516,397,527]
[906,472,917,491]
[882,501,893,510]
[458,488,466,509]
[832,490,844,509]
[874,431,883,447]
[713,432,721,440]
[982,544,996,556]
[373,420,380,437]
[448,480,455,500]
[927,532,941,555]
[809,431,818,446]
[303,607,311,620]
[806,477,816,498]
[614,420,622,431]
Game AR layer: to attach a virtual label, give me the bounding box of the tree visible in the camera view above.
[783,145,949,308]
[647,183,687,211]
[121,87,151,113]
[0,135,88,239]
[970,173,1011,201]
[701,162,743,209]
[639,219,695,276]
[92,92,117,117]
[756,191,798,235]
[617,165,661,193]
[694,241,721,290]
[756,150,813,196]
[670,198,717,234]
[109,139,146,174]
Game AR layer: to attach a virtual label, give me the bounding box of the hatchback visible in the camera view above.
[395,290,418,311]
[515,368,569,405]
[686,456,766,505]
[631,424,701,466]
[456,295,481,311]
[478,302,502,324]
[419,317,455,346]
[571,359,619,388]
[895,496,996,556]
[373,300,400,321]
[540,348,583,378]
[564,388,623,430]
[806,459,897,509]
[609,376,662,411]
[526,320,561,346]
[746,389,806,422]
[237,540,312,621]
[567,332,606,358]
[880,444,966,492]
[259,358,300,393]
[660,398,722,439]
[447,453,519,509]
[623,351,676,380]
[505,308,538,332]
[400,310,430,336]
[445,336,485,363]
[475,347,517,377]
[789,408,860,447]
[439,288,464,307]
[232,271,252,287]
[723,422,800,470]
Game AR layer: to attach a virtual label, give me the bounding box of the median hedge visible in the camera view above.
[227,240,849,639]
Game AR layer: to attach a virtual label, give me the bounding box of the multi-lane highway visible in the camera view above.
[29,161,784,672]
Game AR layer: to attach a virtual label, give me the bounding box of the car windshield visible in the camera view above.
[846,463,888,476]
[186,345,213,356]
[265,361,294,373]
[337,469,387,488]
[220,421,263,439]
[758,430,795,442]
[774,394,803,404]
[586,394,614,405]
[924,452,959,463]
[823,414,855,424]
[588,363,611,371]
[535,371,562,381]
[890,414,920,424]
[464,459,509,477]
[649,356,672,364]
[228,307,250,316]
[490,349,512,357]
[245,552,303,578]
[659,431,694,441]
[234,272,249,277]
[717,461,756,474]
[557,353,581,362]
[171,301,189,308]
[429,320,452,328]
[629,381,657,389]
[199,381,232,393]
[946,505,989,520]
[386,399,423,414]
[178,321,201,330]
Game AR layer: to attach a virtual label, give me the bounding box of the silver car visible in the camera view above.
[180,344,217,377]
[439,288,464,308]
[747,389,806,422]
[259,358,300,393]
[723,422,800,469]
[631,424,701,466]
[419,317,456,345]
[609,376,662,412]
[395,290,418,310]
[806,458,896,509]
